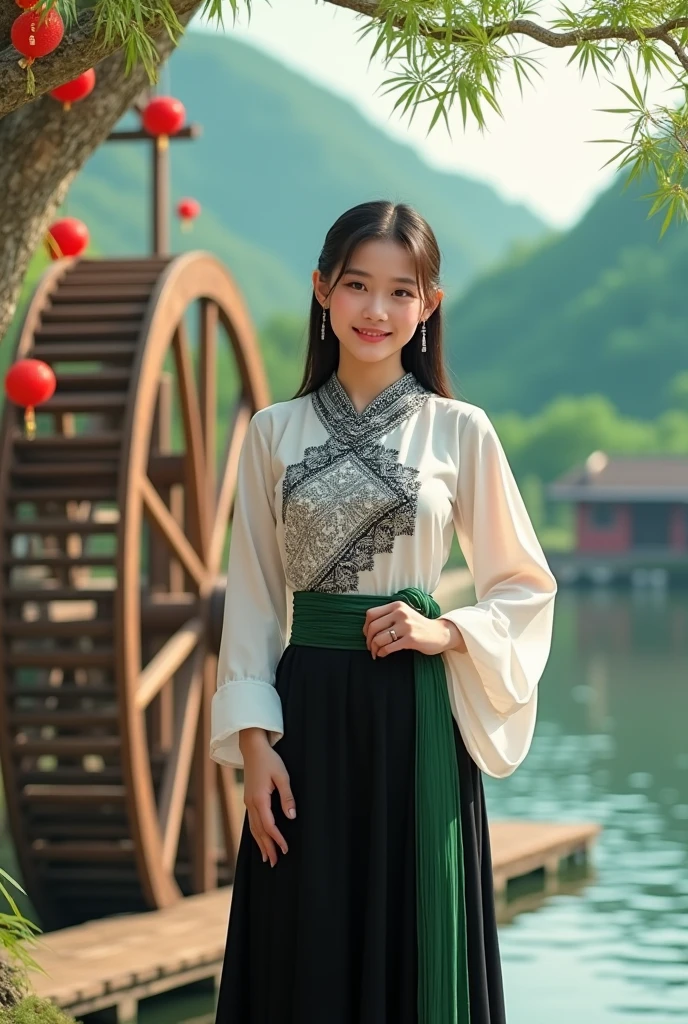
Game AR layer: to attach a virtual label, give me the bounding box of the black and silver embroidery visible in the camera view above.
[282,372,429,593]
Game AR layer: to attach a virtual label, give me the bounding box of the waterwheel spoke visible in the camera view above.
[172,322,208,562]
[140,475,207,588]
[158,644,205,873]
[217,763,246,870]
[199,300,218,511]
[191,653,218,891]
[136,618,204,710]
[209,397,252,576]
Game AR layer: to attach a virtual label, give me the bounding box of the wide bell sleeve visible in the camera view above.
[438,407,557,779]
[210,410,287,770]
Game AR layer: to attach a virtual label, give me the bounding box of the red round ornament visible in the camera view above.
[11,8,64,59]
[141,96,186,149]
[5,358,57,439]
[176,198,201,231]
[50,68,96,111]
[11,7,64,95]
[45,217,90,260]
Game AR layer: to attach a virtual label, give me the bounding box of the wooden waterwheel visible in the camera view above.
[0,252,269,929]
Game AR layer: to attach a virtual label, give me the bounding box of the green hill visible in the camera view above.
[444,173,688,418]
[65,29,546,326]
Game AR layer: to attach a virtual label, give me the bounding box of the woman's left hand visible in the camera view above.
[362,600,466,659]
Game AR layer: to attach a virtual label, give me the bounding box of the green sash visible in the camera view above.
[290,588,470,1023]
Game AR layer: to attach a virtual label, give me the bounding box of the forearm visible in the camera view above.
[239,727,271,753]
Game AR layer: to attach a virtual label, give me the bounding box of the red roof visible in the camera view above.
[548,454,688,501]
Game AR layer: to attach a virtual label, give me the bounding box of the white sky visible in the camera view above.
[192,0,675,228]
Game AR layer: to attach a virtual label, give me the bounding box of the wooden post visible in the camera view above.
[152,137,170,257]
[104,124,201,257]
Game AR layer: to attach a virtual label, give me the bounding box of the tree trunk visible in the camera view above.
[0,6,201,346]
[0,956,28,1009]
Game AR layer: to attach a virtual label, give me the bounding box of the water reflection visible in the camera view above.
[487,588,688,1023]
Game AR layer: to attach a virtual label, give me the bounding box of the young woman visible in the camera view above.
[210,200,557,1024]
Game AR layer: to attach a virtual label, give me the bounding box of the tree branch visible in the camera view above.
[658,30,688,73]
[0,0,202,120]
[0,3,19,46]
[324,0,688,51]
[0,9,197,341]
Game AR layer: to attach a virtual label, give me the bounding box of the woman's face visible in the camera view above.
[313,238,441,368]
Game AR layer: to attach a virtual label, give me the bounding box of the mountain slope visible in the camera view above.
[67,30,546,326]
[444,173,688,417]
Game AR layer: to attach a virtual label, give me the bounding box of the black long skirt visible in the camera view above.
[214,642,506,1024]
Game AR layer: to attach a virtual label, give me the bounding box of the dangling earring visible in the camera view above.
[321,306,327,341]
[421,320,427,353]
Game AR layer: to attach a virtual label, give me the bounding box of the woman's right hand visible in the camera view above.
[239,728,296,867]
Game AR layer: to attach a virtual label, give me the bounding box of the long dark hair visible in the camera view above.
[293,200,454,400]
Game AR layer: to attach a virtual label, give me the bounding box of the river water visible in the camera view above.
[3,588,688,1022]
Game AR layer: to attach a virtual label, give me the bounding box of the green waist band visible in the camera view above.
[291,588,470,1024]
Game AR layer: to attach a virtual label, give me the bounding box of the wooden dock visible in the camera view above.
[28,819,601,1022]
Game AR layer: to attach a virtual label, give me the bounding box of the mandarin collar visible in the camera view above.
[313,370,429,443]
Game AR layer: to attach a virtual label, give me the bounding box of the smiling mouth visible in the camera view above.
[354,328,391,339]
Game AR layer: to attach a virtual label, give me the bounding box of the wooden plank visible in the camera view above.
[3,518,118,535]
[36,322,141,339]
[52,371,132,391]
[5,650,114,668]
[31,841,135,862]
[490,820,602,891]
[3,556,115,571]
[11,709,118,727]
[13,433,123,451]
[11,463,118,479]
[50,286,152,302]
[2,586,115,602]
[41,393,128,414]
[12,737,121,756]
[27,820,601,1016]
[8,486,117,502]
[21,784,126,803]
[4,621,114,639]
[42,304,148,322]
[31,343,137,361]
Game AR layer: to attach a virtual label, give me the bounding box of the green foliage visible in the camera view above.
[667,370,688,408]
[33,0,688,229]
[0,871,42,978]
[492,393,688,486]
[0,996,76,1024]
[445,168,688,419]
[357,0,688,232]
[519,473,545,531]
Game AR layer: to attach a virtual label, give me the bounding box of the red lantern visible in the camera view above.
[11,8,64,95]
[50,68,96,111]
[5,359,56,439]
[141,96,186,150]
[45,217,90,260]
[176,198,201,232]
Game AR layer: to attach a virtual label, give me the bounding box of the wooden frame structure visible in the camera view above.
[0,252,269,928]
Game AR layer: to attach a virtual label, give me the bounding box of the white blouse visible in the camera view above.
[210,370,557,778]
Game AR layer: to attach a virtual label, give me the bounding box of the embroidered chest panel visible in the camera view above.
[282,372,430,593]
